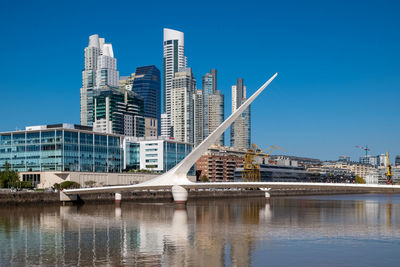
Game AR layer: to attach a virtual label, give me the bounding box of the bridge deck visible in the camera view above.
[63,182,400,195]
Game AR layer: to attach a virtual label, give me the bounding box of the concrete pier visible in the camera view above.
[115,193,122,204]
[172,185,188,205]
[260,188,271,202]
[60,191,77,205]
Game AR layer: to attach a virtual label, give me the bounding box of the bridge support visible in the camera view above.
[60,191,77,205]
[260,188,271,202]
[115,193,122,204]
[172,185,188,205]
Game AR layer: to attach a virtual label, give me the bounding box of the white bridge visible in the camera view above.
[64,73,400,203]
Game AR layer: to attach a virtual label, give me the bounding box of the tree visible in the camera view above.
[355,175,366,184]
[0,162,20,188]
[84,180,96,187]
[201,175,209,182]
[54,181,81,190]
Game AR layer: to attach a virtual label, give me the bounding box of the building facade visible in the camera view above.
[80,34,119,126]
[0,124,123,173]
[202,69,224,146]
[193,89,203,146]
[0,124,198,188]
[131,65,161,135]
[230,78,250,149]
[144,118,158,137]
[196,145,245,181]
[170,69,196,144]
[160,113,170,138]
[360,155,378,167]
[163,28,187,137]
[93,88,145,137]
[324,162,375,179]
[123,137,193,172]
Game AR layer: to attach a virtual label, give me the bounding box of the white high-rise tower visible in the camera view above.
[80,34,119,126]
[162,28,187,137]
[170,68,195,144]
[230,78,251,149]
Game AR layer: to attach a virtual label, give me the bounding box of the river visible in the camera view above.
[1,194,400,266]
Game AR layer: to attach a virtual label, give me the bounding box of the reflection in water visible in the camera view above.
[1,195,400,266]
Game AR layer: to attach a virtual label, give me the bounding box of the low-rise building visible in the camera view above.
[123,136,193,173]
[365,169,381,184]
[307,166,355,183]
[368,166,400,184]
[0,123,123,173]
[0,124,194,188]
[196,145,245,181]
[324,162,375,179]
[269,155,321,168]
[395,155,400,166]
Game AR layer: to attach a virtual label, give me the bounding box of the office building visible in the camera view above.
[324,162,375,179]
[338,155,351,163]
[81,34,119,126]
[396,155,400,166]
[93,87,145,137]
[230,78,251,149]
[170,68,196,144]
[378,154,388,167]
[131,65,161,135]
[360,155,379,167]
[123,136,193,172]
[202,70,224,145]
[0,124,123,174]
[0,124,196,188]
[163,28,187,136]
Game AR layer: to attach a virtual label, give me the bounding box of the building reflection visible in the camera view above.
[0,195,400,266]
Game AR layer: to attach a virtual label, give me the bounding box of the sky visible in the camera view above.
[0,0,399,161]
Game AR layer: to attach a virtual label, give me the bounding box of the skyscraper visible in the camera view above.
[170,68,195,144]
[202,69,224,145]
[208,91,224,145]
[81,34,119,126]
[131,65,161,135]
[163,28,187,137]
[193,89,203,146]
[230,78,251,149]
[93,88,145,137]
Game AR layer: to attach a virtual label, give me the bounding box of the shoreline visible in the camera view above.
[0,188,395,205]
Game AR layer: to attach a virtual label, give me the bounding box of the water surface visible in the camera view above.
[1,194,400,266]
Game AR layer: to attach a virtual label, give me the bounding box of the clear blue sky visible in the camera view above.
[0,0,399,161]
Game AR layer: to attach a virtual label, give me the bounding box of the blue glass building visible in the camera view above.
[131,65,161,135]
[0,124,123,173]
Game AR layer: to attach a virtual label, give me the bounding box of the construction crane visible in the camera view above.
[355,145,370,157]
[386,151,393,185]
[242,144,285,182]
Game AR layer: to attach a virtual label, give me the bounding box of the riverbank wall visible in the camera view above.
[0,188,397,205]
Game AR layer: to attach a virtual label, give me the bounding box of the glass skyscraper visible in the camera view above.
[93,87,145,137]
[131,65,161,135]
